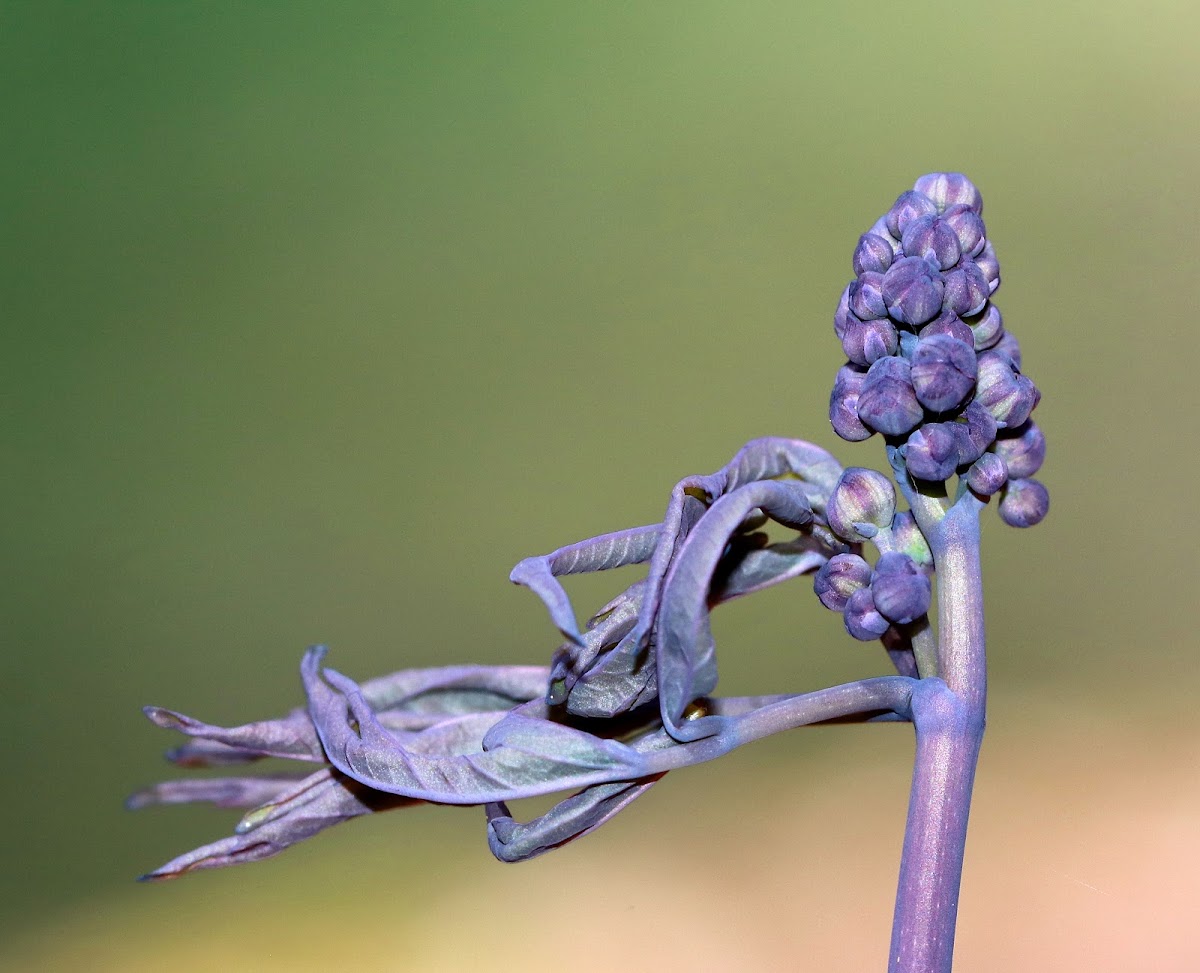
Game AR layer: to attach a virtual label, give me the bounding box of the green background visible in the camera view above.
[2,3,1196,970]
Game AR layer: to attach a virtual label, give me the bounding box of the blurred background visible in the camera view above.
[2,2,1197,970]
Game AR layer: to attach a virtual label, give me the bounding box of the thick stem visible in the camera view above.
[888,500,986,973]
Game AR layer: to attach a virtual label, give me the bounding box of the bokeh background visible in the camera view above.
[3,3,1197,970]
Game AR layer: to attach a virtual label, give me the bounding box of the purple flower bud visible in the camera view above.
[904,423,960,481]
[841,315,899,366]
[844,586,891,641]
[867,216,901,250]
[848,271,887,320]
[941,204,986,257]
[910,333,978,413]
[870,552,932,625]
[952,400,999,465]
[993,330,1022,368]
[885,191,938,238]
[826,467,897,542]
[829,363,873,442]
[964,452,1008,496]
[857,355,924,436]
[888,511,932,566]
[853,233,896,276]
[882,256,945,327]
[920,310,974,347]
[813,552,872,611]
[993,421,1045,478]
[901,216,961,270]
[976,351,1038,428]
[965,303,1004,350]
[912,172,982,215]
[941,262,991,317]
[975,240,1000,293]
[833,285,855,341]
[998,477,1049,528]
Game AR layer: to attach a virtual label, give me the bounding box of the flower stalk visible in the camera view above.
[889,498,987,973]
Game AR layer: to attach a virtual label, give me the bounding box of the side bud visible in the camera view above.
[998,477,1049,528]
[857,356,924,436]
[965,451,1008,496]
[901,216,961,270]
[905,423,960,482]
[870,552,932,625]
[886,191,938,238]
[841,315,899,366]
[941,262,991,317]
[910,332,978,413]
[993,421,1045,478]
[813,553,872,612]
[882,256,945,327]
[974,240,1000,294]
[965,303,1004,351]
[920,310,974,347]
[941,204,986,257]
[844,586,891,641]
[829,363,873,442]
[853,233,895,276]
[976,351,1038,428]
[848,271,887,320]
[952,400,999,466]
[827,467,897,542]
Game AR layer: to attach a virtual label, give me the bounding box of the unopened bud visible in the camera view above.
[993,421,1045,478]
[901,216,961,270]
[905,423,960,482]
[885,191,938,238]
[965,451,1008,496]
[827,467,897,543]
[910,333,978,413]
[852,233,895,276]
[870,552,931,625]
[912,172,982,215]
[829,363,873,442]
[998,477,1049,528]
[813,553,872,611]
[857,356,924,436]
[844,586,891,641]
[883,256,945,327]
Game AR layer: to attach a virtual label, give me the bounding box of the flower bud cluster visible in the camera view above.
[814,550,932,642]
[813,470,933,640]
[828,172,1048,526]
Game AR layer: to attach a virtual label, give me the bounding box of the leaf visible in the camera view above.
[142,706,326,763]
[710,535,831,603]
[510,524,660,643]
[126,775,310,810]
[656,480,815,740]
[547,581,644,706]
[146,663,552,767]
[485,777,663,862]
[136,769,421,881]
[303,648,647,803]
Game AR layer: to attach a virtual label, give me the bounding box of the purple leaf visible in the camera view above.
[304,649,647,802]
[510,524,661,644]
[656,480,815,740]
[127,775,309,810]
[486,776,663,862]
[137,769,421,881]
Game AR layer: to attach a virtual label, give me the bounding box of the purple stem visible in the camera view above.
[889,497,986,973]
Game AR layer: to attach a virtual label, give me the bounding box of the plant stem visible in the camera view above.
[888,500,986,973]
